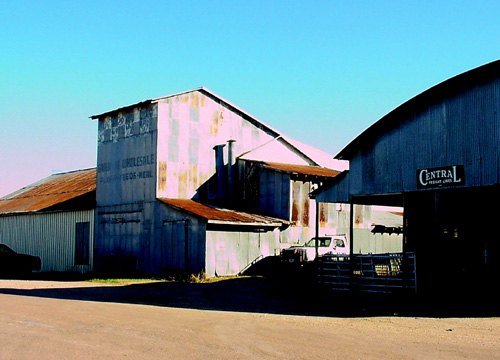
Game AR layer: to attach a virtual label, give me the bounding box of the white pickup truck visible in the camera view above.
[280,235,349,264]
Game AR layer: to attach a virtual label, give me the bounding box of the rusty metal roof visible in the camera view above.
[262,162,341,178]
[0,168,96,214]
[158,198,287,227]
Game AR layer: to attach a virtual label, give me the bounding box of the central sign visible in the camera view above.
[416,165,464,189]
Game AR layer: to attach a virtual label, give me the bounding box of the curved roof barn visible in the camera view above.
[336,59,500,160]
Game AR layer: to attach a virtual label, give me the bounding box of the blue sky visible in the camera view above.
[1,0,499,196]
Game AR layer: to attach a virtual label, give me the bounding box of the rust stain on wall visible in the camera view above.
[291,201,299,224]
[190,92,200,108]
[320,202,328,227]
[158,162,167,192]
[291,182,300,223]
[178,169,188,197]
[355,205,363,225]
[302,191,309,225]
[210,110,223,136]
[180,94,190,103]
[189,164,198,194]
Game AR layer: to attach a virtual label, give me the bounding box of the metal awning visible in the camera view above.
[158,198,287,227]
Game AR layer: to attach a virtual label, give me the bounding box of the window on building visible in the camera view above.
[75,222,90,265]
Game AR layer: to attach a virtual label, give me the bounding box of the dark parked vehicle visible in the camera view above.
[0,244,41,277]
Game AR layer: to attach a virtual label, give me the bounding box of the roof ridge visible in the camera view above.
[51,167,96,176]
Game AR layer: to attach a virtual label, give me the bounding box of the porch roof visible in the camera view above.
[158,198,287,227]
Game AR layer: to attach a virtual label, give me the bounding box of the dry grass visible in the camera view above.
[88,272,247,285]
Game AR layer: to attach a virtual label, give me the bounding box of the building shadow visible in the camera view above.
[0,273,498,318]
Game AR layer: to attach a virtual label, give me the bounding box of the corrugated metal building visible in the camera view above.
[315,59,500,297]
[91,87,352,277]
[237,160,403,253]
[158,198,285,276]
[0,168,96,273]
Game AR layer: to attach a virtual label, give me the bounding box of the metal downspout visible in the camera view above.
[315,198,319,259]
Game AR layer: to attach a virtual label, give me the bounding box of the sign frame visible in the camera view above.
[416,165,464,189]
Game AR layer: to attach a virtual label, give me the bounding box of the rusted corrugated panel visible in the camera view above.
[158,198,286,226]
[262,162,340,178]
[0,168,96,214]
[290,180,310,227]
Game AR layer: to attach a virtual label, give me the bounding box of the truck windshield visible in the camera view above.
[305,238,331,247]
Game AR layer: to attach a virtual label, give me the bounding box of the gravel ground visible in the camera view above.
[0,278,498,359]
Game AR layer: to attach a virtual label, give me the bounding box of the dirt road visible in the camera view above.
[0,279,498,359]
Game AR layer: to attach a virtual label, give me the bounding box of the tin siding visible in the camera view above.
[156,91,299,199]
[96,104,158,205]
[254,169,335,246]
[0,210,94,273]
[205,228,280,277]
[258,168,290,220]
[317,202,351,237]
[95,103,158,273]
[96,203,146,269]
[348,78,500,196]
[155,204,207,275]
[315,172,350,203]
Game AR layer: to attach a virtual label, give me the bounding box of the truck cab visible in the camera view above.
[280,235,349,264]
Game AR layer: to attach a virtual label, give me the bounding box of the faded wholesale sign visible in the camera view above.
[98,153,155,184]
[417,165,464,189]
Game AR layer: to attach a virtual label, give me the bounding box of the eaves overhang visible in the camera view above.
[311,170,350,203]
[260,161,341,179]
[206,219,283,227]
[158,198,287,228]
[90,100,153,120]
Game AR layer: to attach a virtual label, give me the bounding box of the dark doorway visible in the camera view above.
[161,220,188,273]
[405,186,499,301]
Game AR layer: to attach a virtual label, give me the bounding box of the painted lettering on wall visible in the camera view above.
[416,165,464,189]
[98,154,155,183]
[121,154,155,169]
